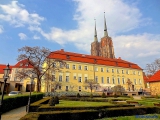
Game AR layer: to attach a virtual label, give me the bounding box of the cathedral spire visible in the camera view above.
[94,19,98,41]
[104,12,108,37]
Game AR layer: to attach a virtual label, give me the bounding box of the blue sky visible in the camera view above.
[0,0,160,70]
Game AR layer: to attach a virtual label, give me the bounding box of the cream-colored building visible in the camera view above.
[41,49,144,95]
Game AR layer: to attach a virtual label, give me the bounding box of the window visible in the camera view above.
[66,64,69,69]
[66,76,69,82]
[138,71,140,75]
[66,86,69,91]
[79,86,81,92]
[101,68,104,72]
[122,70,124,74]
[134,79,137,84]
[59,75,62,82]
[112,77,115,84]
[52,75,55,81]
[72,65,76,70]
[122,78,125,84]
[25,63,28,66]
[112,69,114,73]
[126,70,129,74]
[117,69,119,74]
[84,66,88,70]
[85,86,87,90]
[106,68,109,72]
[107,77,110,83]
[84,77,87,82]
[95,67,98,72]
[118,78,120,84]
[101,77,104,83]
[60,62,63,68]
[78,65,82,70]
[139,79,141,84]
[78,77,82,82]
[133,71,136,75]
[95,76,98,83]
[59,86,61,90]
[53,63,56,67]
[73,76,76,80]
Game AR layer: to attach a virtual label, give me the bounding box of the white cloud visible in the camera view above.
[0,1,44,27]
[0,25,3,34]
[18,33,27,40]
[33,35,40,40]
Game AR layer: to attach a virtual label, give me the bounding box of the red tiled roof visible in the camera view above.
[0,64,13,74]
[147,70,160,82]
[47,49,142,70]
[13,59,33,68]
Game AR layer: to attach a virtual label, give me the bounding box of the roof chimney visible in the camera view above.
[118,57,121,59]
[61,49,64,52]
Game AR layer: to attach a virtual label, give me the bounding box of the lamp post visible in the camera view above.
[27,75,34,113]
[0,64,11,120]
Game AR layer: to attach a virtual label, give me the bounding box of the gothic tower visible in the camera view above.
[91,20,100,56]
[91,13,115,59]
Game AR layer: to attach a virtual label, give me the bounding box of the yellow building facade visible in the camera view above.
[41,49,144,95]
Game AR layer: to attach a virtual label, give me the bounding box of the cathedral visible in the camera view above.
[91,13,115,59]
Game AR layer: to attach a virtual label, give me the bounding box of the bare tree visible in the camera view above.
[83,79,99,94]
[145,58,160,75]
[16,46,65,92]
[111,85,125,95]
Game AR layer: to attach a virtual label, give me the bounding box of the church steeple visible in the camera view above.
[94,19,98,42]
[104,12,108,37]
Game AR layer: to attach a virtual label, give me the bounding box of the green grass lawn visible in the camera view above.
[56,100,113,107]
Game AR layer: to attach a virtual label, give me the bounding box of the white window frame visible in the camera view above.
[134,79,137,85]
[95,76,98,83]
[106,68,109,72]
[107,77,110,83]
[78,65,82,70]
[139,79,141,84]
[101,77,104,83]
[72,65,76,70]
[66,64,70,69]
[59,75,62,82]
[78,77,82,82]
[101,68,104,72]
[122,78,125,84]
[84,66,88,70]
[84,77,87,82]
[66,76,69,82]
[112,77,115,84]
[122,70,124,74]
[118,78,120,84]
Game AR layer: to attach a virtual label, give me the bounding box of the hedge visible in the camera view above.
[2,93,44,113]
[20,107,160,120]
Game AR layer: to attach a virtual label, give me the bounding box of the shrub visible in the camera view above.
[102,92,106,98]
[155,94,159,99]
[141,96,145,100]
[76,93,81,98]
[90,93,93,98]
[54,96,59,104]
[114,94,117,98]
[48,97,55,106]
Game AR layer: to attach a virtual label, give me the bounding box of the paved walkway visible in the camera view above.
[1,106,27,120]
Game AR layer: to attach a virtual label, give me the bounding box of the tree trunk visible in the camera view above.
[37,78,41,92]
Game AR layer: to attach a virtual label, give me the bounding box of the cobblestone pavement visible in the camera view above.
[2,106,27,120]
